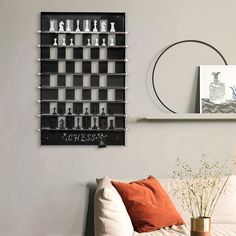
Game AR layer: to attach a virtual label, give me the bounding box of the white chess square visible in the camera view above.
[99,75,107,87]
[58,89,65,101]
[108,62,115,73]
[100,48,107,59]
[83,48,90,59]
[50,75,57,86]
[83,75,90,86]
[91,89,98,100]
[66,75,73,86]
[50,48,57,59]
[58,61,66,73]
[75,89,82,100]
[66,48,73,59]
[91,62,98,73]
[107,89,115,101]
[74,62,82,73]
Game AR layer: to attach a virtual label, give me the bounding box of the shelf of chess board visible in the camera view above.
[39,105,126,131]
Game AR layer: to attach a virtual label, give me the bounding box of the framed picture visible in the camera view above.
[200,65,236,113]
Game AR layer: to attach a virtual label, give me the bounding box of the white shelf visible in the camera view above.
[138,113,236,121]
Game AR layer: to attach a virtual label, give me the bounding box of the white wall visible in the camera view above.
[1,0,236,235]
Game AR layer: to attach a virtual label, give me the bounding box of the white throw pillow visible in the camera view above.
[94,176,134,236]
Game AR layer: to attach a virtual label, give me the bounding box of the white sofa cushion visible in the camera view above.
[94,176,134,236]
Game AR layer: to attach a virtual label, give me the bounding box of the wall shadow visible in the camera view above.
[84,183,96,236]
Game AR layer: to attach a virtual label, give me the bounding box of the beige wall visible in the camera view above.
[1,0,236,235]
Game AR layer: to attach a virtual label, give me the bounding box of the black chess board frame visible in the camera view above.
[39,12,127,146]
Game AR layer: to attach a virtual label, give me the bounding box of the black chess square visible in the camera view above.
[73,75,83,86]
[66,89,75,100]
[74,48,83,59]
[90,75,99,87]
[57,75,66,86]
[82,89,91,100]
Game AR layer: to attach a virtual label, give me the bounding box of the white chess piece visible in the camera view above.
[62,38,66,46]
[101,21,107,32]
[76,19,80,32]
[110,22,115,32]
[102,38,106,46]
[66,19,71,31]
[70,38,74,46]
[53,38,57,46]
[87,38,91,46]
[110,38,115,46]
[95,38,99,46]
[93,20,98,32]
[85,20,90,32]
[59,21,65,32]
[49,20,55,31]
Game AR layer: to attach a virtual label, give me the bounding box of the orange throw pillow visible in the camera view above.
[112,176,184,233]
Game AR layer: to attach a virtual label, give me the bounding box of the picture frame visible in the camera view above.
[200,65,236,113]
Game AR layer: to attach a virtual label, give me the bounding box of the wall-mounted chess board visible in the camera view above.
[38,12,127,146]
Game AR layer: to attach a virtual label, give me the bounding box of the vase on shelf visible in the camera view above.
[191,217,211,236]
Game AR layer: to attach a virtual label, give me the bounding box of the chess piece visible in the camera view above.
[110,38,115,46]
[93,20,98,32]
[110,22,115,32]
[109,119,115,129]
[52,107,57,115]
[101,108,105,115]
[62,38,66,46]
[53,38,57,46]
[98,136,106,148]
[59,119,65,129]
[59,21,64,32]
[100,21,107,32]
[84,20,90,32]
[87,38,91,46]
[102,38,106,46]
[70,38,74,46]
[95,38,99,46]
[76,117,81,129]
[49,20,55,31]
[92,117,98,129]
[66,19,71,31]
[76,19,80,32]
[84,107,89,115]
[67,108,72,115]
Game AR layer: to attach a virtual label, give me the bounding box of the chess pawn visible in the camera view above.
[110,22,115,32]
[87,38,91,46]
[110,38,115,46]
[93,20,98,32]
[84,20,90,32]
[101,108,105,115]
[92,117,98,129]
[109,119,115,129]
[53,38,57,46]
[59,21,64,32]
[76,117,81,129]
[84,107,89,115]
[70,38,74,46]
[49,20,55,31]
[100,21,107,32]
[95,38,99,46]
[102,38,106,46]
[67,108,72,115]
[66,20,71,32]
[76,19,80,32]
[59,119,65,129]
[52,107,57,115]
[62,37,66,46]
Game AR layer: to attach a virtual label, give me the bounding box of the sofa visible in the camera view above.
[94,176,236,236]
